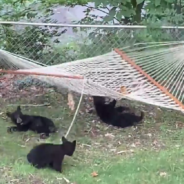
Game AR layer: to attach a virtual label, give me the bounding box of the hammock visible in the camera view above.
[1,41,184,113]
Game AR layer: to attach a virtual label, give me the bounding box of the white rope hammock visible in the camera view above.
[1,41,184,113]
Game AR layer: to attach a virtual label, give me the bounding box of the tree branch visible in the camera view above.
[132,0,145,23]
[83,5,121,23]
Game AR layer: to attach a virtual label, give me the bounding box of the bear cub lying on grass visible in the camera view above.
[93,96,144,128]
[6,106,57,138]
[27,136,76,172]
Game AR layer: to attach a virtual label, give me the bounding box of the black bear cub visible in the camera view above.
[6,106,57,138]
[27,136,76,172]
[93,96,144,128]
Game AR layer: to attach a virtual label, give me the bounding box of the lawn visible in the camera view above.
[1,75,184,184]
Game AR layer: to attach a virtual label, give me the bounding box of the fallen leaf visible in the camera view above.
[117,149,134,154]
[130,143,136,148]
[159,172,167,177]
[153,140,158,146]
[135,141,141,146]
[67,92,75,111]
[105,133,115,138]
[119,86,129,95]
[63,177,70,183]
[91,172,98,177]
[89,97,93,101]
[147,133,152,137]
[175,121,184,129]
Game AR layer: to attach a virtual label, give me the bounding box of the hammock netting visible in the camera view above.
[1,41,184,113]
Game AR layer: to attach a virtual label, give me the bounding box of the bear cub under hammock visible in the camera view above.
[6,106,57,138]
[93,96,144,128]
[27,136,76,172]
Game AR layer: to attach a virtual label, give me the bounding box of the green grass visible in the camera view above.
[1,91,184,184]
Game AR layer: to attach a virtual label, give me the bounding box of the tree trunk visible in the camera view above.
[131,0,145,23]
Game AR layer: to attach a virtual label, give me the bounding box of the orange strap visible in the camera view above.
[0,69,83,79]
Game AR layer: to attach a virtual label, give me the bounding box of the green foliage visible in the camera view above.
[1,0,184,66]
[0,0,67,65]
[68,0,184,58]
[1,0,45,21]
[1,26,49,60]
[40,42,81,65]
[103,7,116,22]
[41,0,88,6]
